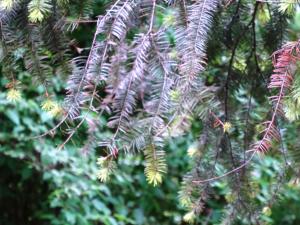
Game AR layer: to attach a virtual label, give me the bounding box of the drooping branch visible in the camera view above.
[252,42,298,153]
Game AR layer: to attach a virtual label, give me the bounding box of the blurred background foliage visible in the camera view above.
[2,1,300,225]
[0,72,191,225]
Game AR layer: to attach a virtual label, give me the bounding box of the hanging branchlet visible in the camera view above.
[28,0,52,23]
[252,41,300,153]
[107,34,152,134]
[0,0,18,11]
[176,0,219,92]
[141,30,176,186]
[65,0,141,120]
[5,80,22,102]
[278,0,300,15]
[144,137,167,186]
[96,155,117,182]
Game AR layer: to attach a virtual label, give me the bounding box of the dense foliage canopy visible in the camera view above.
[2,0,300,224]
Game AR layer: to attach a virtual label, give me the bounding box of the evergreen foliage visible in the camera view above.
[2,0,300,224]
